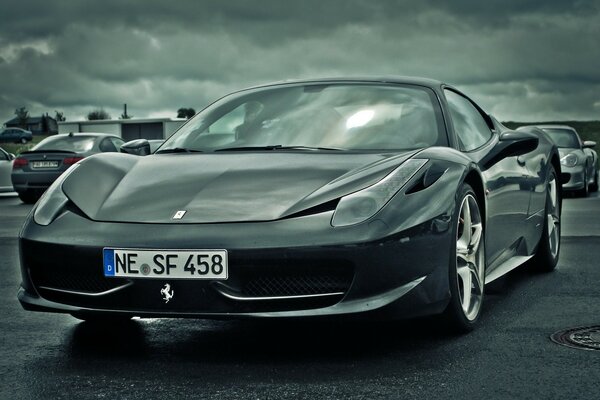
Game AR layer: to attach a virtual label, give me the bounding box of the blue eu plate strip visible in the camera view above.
[103,248,115,276]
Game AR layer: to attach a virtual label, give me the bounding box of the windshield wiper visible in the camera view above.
[156,147,203,154]
[215,145,344,152]
[282,145,345,151]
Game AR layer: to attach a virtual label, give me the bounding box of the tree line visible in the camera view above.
[11,106,197,126]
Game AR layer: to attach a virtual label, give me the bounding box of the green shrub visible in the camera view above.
[0,135,50,155]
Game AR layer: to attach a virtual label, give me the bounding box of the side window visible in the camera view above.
[110,137,125,150]
[445,90,492,151]
[0,149,7,161]
[99,138,117,152]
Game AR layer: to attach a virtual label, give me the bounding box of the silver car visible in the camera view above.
[0,147,15,192]
[11,133,125,203]
[522,125,597,196]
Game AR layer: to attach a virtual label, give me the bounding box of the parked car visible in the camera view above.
[0,127,33,144]
[11,133,125,203]
[18,77,562,332]
[0,147,15,192]
[520,125,597,196]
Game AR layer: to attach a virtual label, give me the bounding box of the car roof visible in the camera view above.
[523,125,577,132]
[239,76,448,92]
[55,132,122,139]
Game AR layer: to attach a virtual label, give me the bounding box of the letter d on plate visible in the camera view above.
[103,248,115,276]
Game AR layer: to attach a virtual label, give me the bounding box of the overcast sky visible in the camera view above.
[0,0,599,124]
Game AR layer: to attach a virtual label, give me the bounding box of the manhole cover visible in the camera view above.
[551,326,600,351]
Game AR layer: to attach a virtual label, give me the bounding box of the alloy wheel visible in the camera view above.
[547,176,560,258]
[456,194,485,321]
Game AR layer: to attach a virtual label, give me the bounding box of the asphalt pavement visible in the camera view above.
[0,191,598,399]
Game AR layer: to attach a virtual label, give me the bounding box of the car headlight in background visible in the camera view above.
[331,159,428,227]
[33,164,80,226]
[560,153,578,167]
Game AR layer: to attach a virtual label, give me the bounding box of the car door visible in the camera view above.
[7,129,18,142]
[0,148,13,191]
[0,130,12,143]
[444,89,531,267]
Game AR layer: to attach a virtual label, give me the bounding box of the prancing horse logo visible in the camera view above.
[160,283,174,303]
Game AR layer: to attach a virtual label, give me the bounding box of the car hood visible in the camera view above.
[63,151,418,223]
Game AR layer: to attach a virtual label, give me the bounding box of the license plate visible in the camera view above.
[31,161,59,168]
[103,248,228,279]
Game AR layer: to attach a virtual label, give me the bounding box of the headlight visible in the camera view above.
[560,153,578,167]
[331,159,428,227]
[34,164,80,226]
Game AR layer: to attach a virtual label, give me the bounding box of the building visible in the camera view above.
[4,115,58,135]
[58,117,187,141]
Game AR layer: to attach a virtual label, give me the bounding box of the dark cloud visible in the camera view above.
[0,0,599,123]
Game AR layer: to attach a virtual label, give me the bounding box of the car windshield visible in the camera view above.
[542,128,580,148]
[160,83,445,152]
[33,135,96,152]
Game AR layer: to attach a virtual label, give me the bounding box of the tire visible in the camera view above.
[590,169,598,192]
[441,183,486,333]
[577,172,589,197]
[529,166,561,272]
[18,191,40,204]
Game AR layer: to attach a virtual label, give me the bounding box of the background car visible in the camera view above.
[520,125,597,196]
[11,133,125,203]
[18,77,561,333]
[0,147,15,192]
[0,127,33,144]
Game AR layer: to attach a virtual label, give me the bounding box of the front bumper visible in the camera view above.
[18,206,454,320]
[560,165,585,190]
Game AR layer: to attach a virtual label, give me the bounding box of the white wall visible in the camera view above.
[58,123,80,134]
[80,123,121,136]
[164,120,186,138]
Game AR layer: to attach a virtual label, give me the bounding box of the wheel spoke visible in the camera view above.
[547,214,555,237]
[549,179,557,209]
[469,262,483,295]
[457,200,471,251]
[470,222,483,253]
[457,264,472,312]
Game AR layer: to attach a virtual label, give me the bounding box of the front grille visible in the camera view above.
[236,261,354,298]
[31,264,127,294]
[243,274,349,297]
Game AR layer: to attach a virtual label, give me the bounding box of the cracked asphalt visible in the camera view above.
[0,191,598,399]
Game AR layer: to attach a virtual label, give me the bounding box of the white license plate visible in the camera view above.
[31,161,59,168]
[103,248,228,279]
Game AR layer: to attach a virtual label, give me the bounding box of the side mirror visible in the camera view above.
[481,131,539,169]
[583,140,596,148]
[120,139,151,156]
[8,153,15,160]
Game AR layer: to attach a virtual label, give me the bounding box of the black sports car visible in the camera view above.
[18,77,562,332]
